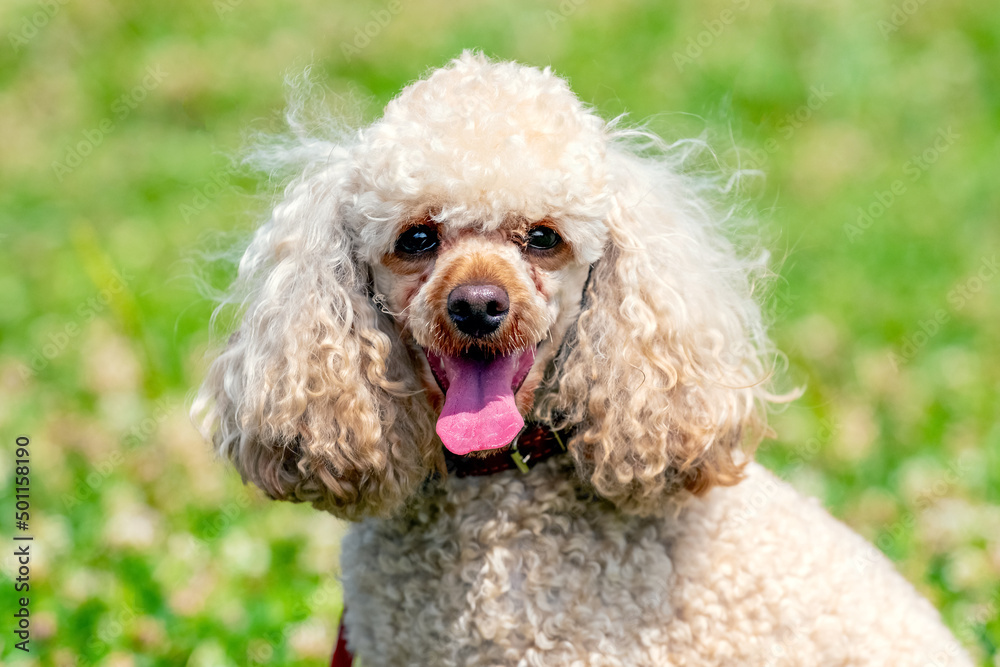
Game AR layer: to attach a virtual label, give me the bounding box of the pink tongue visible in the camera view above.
[436,351,531,455]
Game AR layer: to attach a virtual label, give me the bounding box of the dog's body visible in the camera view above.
[342,460,965,666]
[196,53,972,665]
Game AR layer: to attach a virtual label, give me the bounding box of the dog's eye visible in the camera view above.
[395,225,439,255]
[526,226,562,250]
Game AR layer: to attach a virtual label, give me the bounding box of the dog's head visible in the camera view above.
[194,52,776,519]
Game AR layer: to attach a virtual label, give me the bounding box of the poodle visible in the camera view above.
[194,52,973,666]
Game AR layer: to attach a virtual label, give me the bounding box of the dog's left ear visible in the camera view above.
[540,145,775,515]
[193,157,438,521]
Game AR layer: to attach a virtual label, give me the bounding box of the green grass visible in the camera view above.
[1,0,998,664]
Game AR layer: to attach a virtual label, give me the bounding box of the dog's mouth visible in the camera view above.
[424,346,536,455]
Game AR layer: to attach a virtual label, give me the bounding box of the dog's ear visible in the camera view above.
[194,161,438,521]
[540,145,774,515]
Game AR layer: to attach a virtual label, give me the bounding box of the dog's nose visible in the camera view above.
[447,284,509,337]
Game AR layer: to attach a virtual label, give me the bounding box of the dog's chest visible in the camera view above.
[339,457,679,666]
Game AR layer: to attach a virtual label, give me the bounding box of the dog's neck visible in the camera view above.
[442,423,568,477]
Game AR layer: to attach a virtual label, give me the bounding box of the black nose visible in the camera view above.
[447,284,509,338]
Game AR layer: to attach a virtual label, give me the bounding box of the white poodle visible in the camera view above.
[195,52,972,666]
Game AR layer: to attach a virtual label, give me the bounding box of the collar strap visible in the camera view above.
[443,423,568,478]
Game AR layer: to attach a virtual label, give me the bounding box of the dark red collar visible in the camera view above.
[443,423,568,477]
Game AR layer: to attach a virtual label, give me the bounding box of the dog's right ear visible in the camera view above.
[538,141,777,516]
[193,158,438,521]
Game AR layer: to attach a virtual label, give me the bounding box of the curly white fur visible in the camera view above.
[342,460,969,666]
[194,52,972,665]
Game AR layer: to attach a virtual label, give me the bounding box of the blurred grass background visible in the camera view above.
[0,0,998,664]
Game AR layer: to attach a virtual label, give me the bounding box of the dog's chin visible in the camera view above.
[422,344,538,457]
